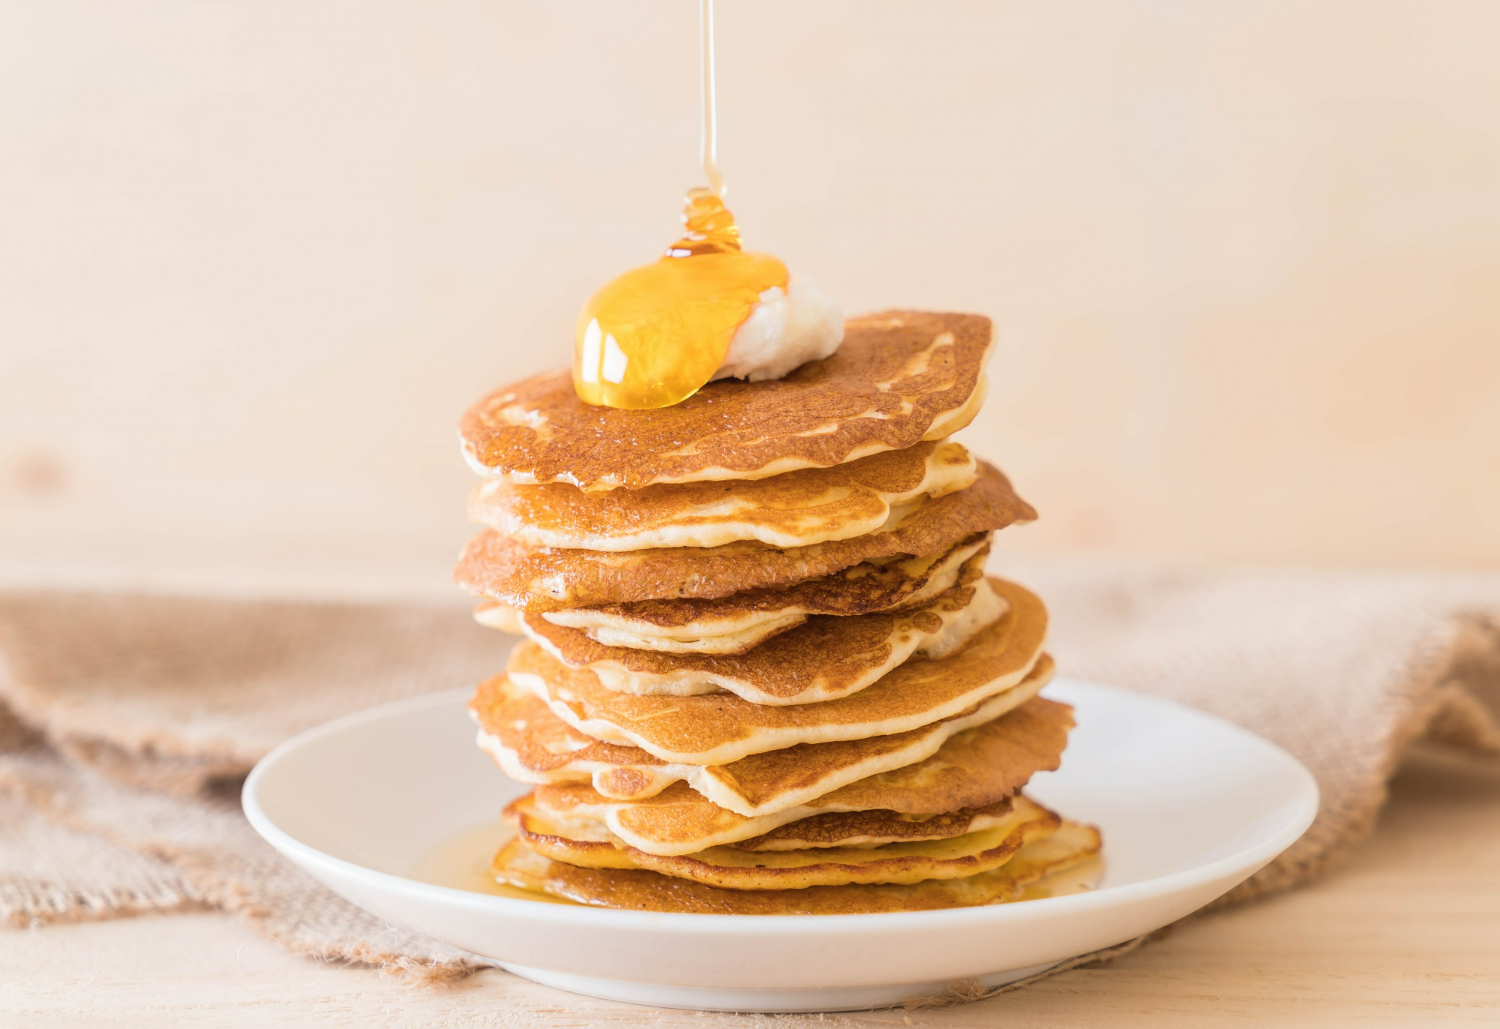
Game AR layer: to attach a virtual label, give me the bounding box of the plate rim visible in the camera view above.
[242,677,1320,935]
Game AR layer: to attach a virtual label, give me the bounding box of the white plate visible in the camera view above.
[243,679,1317,1013]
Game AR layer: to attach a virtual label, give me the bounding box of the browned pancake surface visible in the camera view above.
[690,661,1056,814]
[528,692,1074,854]
[565,536,989,634]
[491,821,1102,914]
[469,440,975,552]
[461,311,991,490]
[455,464,1033,612]
[731,800,1017,851]
[469,674,663,784]
[506,577,1047,764]
[512,797,1060,889]
[804,693,1071,814]
[522,579,1000,705]
[511,540,988,657]
[472,658,1053,814]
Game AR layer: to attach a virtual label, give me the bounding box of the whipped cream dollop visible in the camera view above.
[711,277,844,383]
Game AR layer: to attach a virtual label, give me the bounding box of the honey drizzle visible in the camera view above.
[572,0,789,410]
[667,188,743,256]
[699,0,725,197]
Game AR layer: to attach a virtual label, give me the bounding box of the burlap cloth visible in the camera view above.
[2,560,1499,998]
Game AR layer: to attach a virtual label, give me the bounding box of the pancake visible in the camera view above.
[509,795,1060,889]
[469,440,977,552]
[476,536,990,655]
[471,677,677,797]
[516,578,1006,704]
[490,820,1103,914]
[461,311,992,490]
[472,658,1055,814]
[455,463,1033,613]
[506,576,1047,765]
[521,693,1073,855]
[731,800,1019,851]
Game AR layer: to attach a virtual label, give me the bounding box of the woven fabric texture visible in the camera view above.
[1,564,1497,985]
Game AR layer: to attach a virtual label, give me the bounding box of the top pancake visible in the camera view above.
[454,463,1034,612]
[460,311,992,491]
[468,440,977,552]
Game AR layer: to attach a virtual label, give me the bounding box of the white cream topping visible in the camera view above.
[712,277,843,383]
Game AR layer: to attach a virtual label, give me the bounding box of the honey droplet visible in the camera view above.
[573,189,788,409]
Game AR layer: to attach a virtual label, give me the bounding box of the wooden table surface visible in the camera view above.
[4,750,1498,1028]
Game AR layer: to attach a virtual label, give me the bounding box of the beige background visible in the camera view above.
[3,0,1498,597]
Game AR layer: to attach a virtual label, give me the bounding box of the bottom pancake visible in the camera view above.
[508,794,1060,889]
[491,821,1102,915]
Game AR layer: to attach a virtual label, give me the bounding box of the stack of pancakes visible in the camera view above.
[455,311,1101,914]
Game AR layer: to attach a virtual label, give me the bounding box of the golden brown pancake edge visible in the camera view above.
[510,796,1061,890]
[454,463,1033,612]
[504,576,1049,765]
[468,440,977,552]
[490,820,1103,914]
[460,310,992,490]
[492,536,991,657]
[520,689,1074,854]
[518,577,1006,705]
[472,658,1057,815]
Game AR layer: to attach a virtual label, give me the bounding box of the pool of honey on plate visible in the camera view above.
[1017,855,1106,900]
[409,822,574,905]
